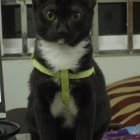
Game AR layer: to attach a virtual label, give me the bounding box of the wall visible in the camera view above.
[2,55,140,111]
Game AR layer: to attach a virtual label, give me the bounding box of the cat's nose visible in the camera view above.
[58,25,68,36]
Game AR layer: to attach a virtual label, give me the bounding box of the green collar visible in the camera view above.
[32,57,95,106]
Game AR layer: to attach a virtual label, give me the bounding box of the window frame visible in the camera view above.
[1,0,28,56]
[1,0,140,58]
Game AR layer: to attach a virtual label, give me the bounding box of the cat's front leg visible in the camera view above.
[76,98,96,140]
[33,102,58,140]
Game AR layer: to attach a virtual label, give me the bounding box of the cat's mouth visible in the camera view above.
[57,38,65,45]
[56,38,76,46]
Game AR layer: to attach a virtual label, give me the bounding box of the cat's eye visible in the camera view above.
[45,11,56,21]
[70,12,82,22]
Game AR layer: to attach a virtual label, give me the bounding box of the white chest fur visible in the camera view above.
[38,39,89,72]
[50,92,78,128]
[37,39,88,127]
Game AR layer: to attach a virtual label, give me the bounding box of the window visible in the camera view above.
[93,0,140,54]
[1,0,140,57]
[133,2,140,49]
[99,3,127,36]
[2,4,22,55]
[98,3,127,51]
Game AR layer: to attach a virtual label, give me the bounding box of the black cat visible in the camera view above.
[26,0,111,140]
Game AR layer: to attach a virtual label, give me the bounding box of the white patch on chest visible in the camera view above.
[38,39,89,72]
[50,92,78,128]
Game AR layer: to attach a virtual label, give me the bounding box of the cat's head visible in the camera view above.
[32,0,96,46]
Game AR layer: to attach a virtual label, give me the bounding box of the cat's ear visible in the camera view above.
[32,0,45,8]
[82,0,96,8]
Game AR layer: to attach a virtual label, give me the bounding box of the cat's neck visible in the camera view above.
[35,38,93,72]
